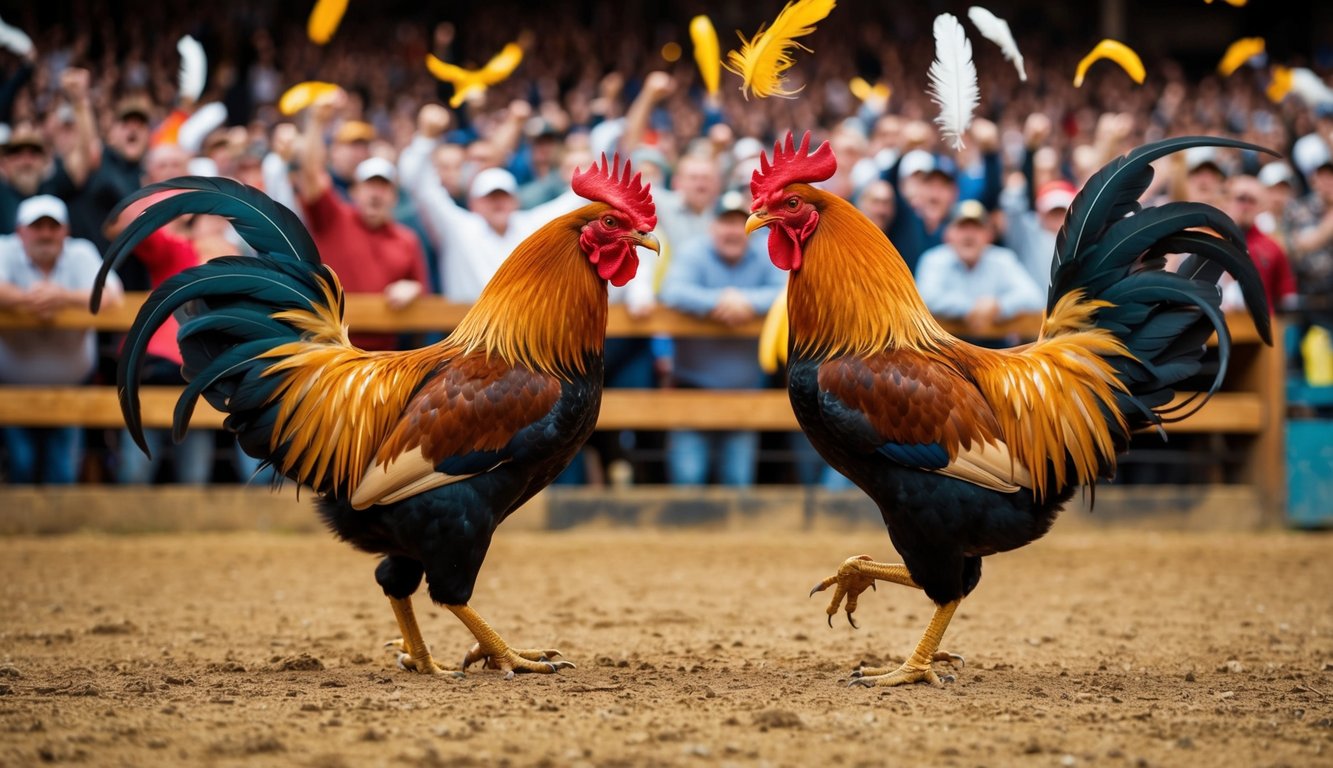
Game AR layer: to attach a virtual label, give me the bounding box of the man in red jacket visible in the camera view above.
[1223,174,1297,315]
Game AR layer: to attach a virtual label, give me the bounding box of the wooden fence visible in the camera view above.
[0,294,1285,522]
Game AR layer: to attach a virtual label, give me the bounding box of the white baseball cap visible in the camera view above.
[354,157,397,185]
[469,167,518,198]
[898,149,937,181]
[1257,161,1295,188]
[16,195,68,227]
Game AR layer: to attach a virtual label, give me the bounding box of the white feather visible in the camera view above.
[0,15,33,57]
[1289,68,1333,108]
[177,35,207,103]
[927,13,979,152]
[177,101,227,154]
[967,6,1026,82]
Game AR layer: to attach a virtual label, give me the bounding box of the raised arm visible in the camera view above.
[57,68,102,189]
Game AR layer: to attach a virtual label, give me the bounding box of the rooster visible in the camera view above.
[91,156,658,677]
[746,132,1271,688]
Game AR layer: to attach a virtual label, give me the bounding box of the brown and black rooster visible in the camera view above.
[91,156,657,677]
[748,132,1271,688]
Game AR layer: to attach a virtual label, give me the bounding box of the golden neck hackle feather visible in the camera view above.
[787,188,950,359]
[447,205,609,378]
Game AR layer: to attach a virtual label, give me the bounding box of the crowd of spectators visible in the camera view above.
[0,1,1330,486]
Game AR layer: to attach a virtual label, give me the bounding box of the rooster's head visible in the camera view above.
[572,154,658,287]
[746,131,836,272]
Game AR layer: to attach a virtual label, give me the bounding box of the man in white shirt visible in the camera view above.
[398,105,589,302]
[0,195,123,483]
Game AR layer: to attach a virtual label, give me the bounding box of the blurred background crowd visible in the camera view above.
[1,0,1330,487]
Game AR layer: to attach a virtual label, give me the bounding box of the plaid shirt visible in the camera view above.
[1285,193,1333,298]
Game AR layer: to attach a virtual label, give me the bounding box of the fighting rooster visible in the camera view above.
[91,157,657,677]
[747,133,1270,688]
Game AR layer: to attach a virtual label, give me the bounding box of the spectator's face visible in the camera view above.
[945,220,991,267]
[1186,168,1225,203]
[470,190,519,233]
[467,140,502,172]
[674,156,721,213]
[559,148,594,184]
[18,218,66,265]
[2,145,47,195]
[143,145,189,184]
[711,212,749,264]
[918,174,956,227]
[110,116,150,163]
[1314,168,1333,203]
[330,140,369,180]
[872,116,901,151]
[1225,177,1262,229]
[1039,206,1067,234]
[350,178,396,228]
[1264,182,1292,214]
[856,181,895,231]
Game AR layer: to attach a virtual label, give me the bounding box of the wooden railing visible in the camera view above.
[0,294,1284,521]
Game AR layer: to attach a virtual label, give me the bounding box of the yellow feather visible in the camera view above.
[1266,65,1293,103]
[690,15,721,97]
[758,282,789,374]
[307,0,348,45]
[426,43,524,108]
[1073,39,1145,88]
[724,0,837,99]
[1217,37,1265,77]
[277,81,341,117]
[849,77,890,104]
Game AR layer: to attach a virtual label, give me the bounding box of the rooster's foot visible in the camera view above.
[810,555,918,628]
[850,651,963,684]
[384,638,452,675]
[462,643,574,678]
[848,660,957,688]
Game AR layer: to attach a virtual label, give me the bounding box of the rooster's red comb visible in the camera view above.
[750,131,837,206]
[572,153,656,232]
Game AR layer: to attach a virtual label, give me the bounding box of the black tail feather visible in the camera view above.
[1047,136,1277,445]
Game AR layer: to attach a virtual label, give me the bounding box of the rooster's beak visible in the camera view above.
[634,232,661,253]
[746,211,773,236]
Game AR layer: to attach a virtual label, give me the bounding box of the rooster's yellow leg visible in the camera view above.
[448,605,575,679]
[851,600,961,688]
[385,596,449,675]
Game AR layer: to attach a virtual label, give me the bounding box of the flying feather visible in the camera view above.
[724,0,837,99]
[966,6,1026,82]
[1074,39,1145,87]
[927,13,978,151]
[0,15,33,57]
[307,0,348,45]
[177,35,207,103]
[690,15,721,97]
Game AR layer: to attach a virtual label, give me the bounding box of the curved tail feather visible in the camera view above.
[1042,136,1276,447]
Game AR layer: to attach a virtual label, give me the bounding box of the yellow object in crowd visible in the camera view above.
[278,82,342,116]
[689,15,721,96]
[426,43,525,109]
[1073,39,1145,87]
[1217,37,1265,77]
[307,0,348,45]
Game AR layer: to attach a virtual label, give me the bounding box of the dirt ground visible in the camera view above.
[1,527,1330,768]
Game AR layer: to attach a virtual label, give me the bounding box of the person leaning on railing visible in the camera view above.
[0,195,122,484]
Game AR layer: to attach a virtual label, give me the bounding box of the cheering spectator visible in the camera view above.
[294,93,429,350]
[915,200,1044,344]
[1221,174,1298,315]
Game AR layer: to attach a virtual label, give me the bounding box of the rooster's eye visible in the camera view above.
[603,217,616,228]
[785,197,800,210]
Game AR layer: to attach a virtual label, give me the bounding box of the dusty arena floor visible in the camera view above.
[1,528,1330,767]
